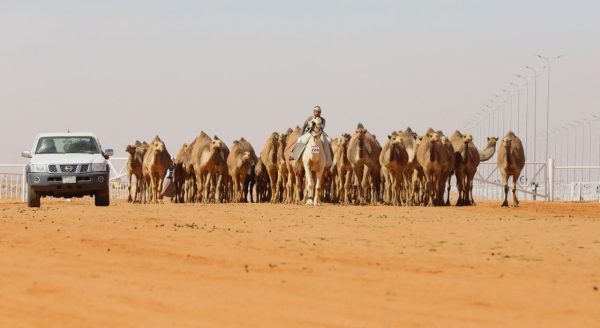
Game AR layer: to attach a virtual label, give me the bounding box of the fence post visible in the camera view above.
[547,158,554,202]
[21,165,27,202]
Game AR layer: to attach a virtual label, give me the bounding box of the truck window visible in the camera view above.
[35,137,101,154]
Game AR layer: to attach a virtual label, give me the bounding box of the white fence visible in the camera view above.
[470,159,600,202]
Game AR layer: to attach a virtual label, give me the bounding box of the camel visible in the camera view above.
[347,124,382,204]
[142,136,171,203]
[479,137,499,161]
[284,127,304,204]
[497,131,525,207]
[227,137,258,202]
[125,141,148,203]
[275,131,290,202]
[394,128,420,205]
[331,133,352,204]
[173,143,190,203]
[450,131,498,206]
[253,158,270,202]
[301,122,329,205]
[209,136,230,203]
[416,132,446,206]
[379,134,409,205]
[189,132,214,202]
[260,132,280,203]
[424,129,456,206]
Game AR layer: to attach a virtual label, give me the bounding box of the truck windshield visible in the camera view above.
[35,137,101,154]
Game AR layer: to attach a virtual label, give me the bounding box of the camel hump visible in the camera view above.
[357,123,365,129]
[506,131,517,138]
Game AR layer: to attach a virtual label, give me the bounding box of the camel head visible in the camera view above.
[487,137,499,147]
[341,133,351,146]
[462,133,473,144]
[269,132,279,145]
[501,137,512,150]
[242,150,256,166]
[151,137,165,153]
[278,132,288,146]
[126,145,136,156]
[355,126,368,141]
[427,132,441,143]
[209,139,225,158]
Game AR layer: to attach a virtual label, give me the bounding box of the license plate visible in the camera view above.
[311,146,320,154]
[62,176,76,184]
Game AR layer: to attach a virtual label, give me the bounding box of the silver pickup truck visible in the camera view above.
[21,132,114,207]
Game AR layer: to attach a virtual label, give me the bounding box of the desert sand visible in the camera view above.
[1,200,599,327]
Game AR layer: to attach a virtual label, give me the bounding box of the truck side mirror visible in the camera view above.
[21,150,32,158]
[103,149,114,158]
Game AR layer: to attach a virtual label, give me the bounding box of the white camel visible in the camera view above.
[302,122,330,205]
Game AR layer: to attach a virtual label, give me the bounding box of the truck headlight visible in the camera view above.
[30,164,46,173]
[91,163,107,172]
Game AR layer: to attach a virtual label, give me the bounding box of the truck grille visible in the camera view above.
[47,164,89,173]
[60,165,77,173]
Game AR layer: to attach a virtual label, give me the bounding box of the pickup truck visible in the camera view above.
[21,132,114,207]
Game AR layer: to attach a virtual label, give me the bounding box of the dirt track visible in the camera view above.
[1,200,599,327]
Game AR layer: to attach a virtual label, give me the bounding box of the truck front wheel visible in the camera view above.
[28,186,41,208]
[95,187,110,206]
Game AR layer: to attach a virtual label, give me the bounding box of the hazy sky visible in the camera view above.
[2,0,599,164]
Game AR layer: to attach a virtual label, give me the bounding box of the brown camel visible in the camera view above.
[379,134,409,205]
[331,133,352,204]
[347,124,382,204]
[142,136,171,204]
[210,136,230,203]
[189,132,214,202]
[227,137,258,202]
[284,127,304,204]
[260,132,280,203]
[416,132,445,206]
[172,143,190,203]
[450,131,499,206]
[253,158,270,202]
[438,133,456,206]
[497,131,525,207]
[275,130,291,203]
[394,128,420,205]
[125,141,148,203]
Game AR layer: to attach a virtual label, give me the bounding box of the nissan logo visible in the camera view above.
[65,165,73,172]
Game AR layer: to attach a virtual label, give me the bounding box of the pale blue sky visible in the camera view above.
[1,0,599,163]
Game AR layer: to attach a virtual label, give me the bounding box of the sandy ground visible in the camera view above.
[1,200,599,327]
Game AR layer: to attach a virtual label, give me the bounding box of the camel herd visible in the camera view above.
[125,124,526,207]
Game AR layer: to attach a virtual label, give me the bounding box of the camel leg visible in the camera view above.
[314,169,323,206]
[268,170,277,203]
[276,171,283,203]
[215,174,223,203]
[204,173,213,203]
[232,175,240,203]
[501,173,509,207]
[512,176,519,207]
[304,168,314,205]
[127,174,133,202]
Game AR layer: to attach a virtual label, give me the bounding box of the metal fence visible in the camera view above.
[470,159,600,202]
